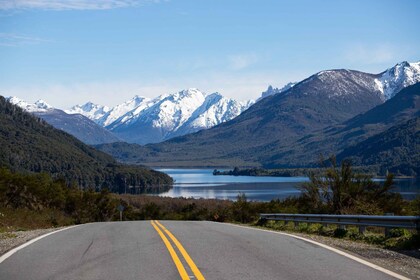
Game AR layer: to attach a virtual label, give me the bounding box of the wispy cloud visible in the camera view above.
[227,53,259,70]
[0,33,50,46]
[0,0,161,11]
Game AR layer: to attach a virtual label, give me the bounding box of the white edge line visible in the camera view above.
[225,223,411,280]
[0,224,81,264]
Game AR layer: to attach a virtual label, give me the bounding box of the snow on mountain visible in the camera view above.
[6,96,120,144]
[170,93,255,138]
[107,88,254,144]
[118,88,206,130]
[375,61,420,100]
[98,95,151,127]
[7,97,53,112]
[65,102,110,120]
[259,83,297,100]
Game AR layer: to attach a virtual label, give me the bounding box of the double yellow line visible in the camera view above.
[151,220,205,280]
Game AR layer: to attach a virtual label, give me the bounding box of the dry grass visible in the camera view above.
[0,207,73,232]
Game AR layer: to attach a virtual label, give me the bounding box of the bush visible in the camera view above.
[299,156,404,215]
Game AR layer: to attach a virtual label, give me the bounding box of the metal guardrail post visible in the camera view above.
[384,213,394,237]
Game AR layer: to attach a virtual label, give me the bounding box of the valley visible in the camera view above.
[1,3,419,279]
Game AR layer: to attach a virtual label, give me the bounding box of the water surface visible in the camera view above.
[157,169,420,201]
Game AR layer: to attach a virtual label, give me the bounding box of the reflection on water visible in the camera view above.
[161,182,303,201]
[157,169,420,201]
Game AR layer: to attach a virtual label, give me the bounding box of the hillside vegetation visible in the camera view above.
[0,96,173,192]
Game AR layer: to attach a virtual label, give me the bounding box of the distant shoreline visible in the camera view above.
[212,168,417,179]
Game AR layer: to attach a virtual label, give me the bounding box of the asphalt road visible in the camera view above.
[0,221,402,280]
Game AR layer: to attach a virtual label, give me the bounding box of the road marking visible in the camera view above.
[0,225,81,264]
[155,221,205,280]
[151,220,190,280]
[225,223,410,280]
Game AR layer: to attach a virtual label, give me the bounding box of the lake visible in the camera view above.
[157,169,420,201]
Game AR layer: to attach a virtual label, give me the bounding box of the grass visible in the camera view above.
[257,220,420,250]
[0,232,17,239]
[0,208,73,232]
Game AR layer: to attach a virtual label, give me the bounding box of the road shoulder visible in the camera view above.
[0,227,66,256]
[238,224,420,280]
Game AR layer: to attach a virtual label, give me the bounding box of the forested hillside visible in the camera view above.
[337,117,420,176]
[0,97,172,193]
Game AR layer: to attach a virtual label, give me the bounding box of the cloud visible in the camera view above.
[227,53,259,70]
[0,0,161,11]
[0,33,50,46]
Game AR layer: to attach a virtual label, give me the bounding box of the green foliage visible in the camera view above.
[299,156,404,214]
[0,96,173,192]
[0,168,122,228]
[408,196,420,215]
[338,117,420,176]
[231,193,253,223]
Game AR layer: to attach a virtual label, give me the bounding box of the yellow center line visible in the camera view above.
[150,220,190,280]
[155,220,206,280]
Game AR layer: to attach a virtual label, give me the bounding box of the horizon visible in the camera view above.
[4,60,420,110]
[1,0,419,108]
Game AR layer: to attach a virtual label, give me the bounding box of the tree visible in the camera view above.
[299,156,403,214]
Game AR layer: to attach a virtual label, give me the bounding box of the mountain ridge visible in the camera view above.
[66,88,254,144]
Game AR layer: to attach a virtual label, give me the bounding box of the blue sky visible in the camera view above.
[0,0,419,108]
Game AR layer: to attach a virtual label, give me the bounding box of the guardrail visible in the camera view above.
[259,213,420,235]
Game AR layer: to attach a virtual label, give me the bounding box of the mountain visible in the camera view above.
[69,89,253,144]
[93,70,383,166]
[66,102,110,121]
[95,62,420,171]
[35,110,121,145]
[8,97,120,145]
[7,97,53,113]
[375,61,420,100]
[86,95,152,127]
[108,89,253,144]
[263,82,420,169]
[0,96,173,193]
[337,117,419,176]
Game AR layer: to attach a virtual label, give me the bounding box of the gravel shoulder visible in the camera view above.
[1,224,419,279]
[0,227,65,256]
[282,231,420,280]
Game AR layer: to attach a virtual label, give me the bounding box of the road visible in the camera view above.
[0,221,403,280]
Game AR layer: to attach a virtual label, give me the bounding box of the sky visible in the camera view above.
[0,0,419,109]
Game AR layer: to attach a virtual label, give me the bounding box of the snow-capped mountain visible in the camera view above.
[166,92,253,139]
[66,102,110,121]
[7,97,120,145]
[7,97,53,113]
[375,61,420,100]
[106,88,254,144]
[258,61,420,102]
[98,95,152,127]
